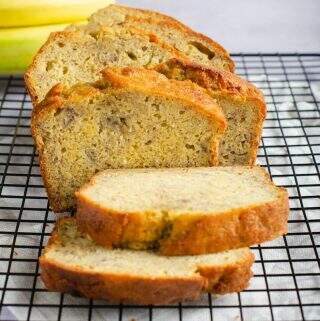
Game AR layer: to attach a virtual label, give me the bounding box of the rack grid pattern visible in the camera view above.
[0,54,319,321]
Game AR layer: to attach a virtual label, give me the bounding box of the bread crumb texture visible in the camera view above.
[25,4,234,103]
[84,4,234,70]
[32,67,226,212]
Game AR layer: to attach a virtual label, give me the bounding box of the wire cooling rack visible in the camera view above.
[0,53,319,321]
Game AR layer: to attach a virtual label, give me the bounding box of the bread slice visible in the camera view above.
[25,26,187,104]
[154,58,267,165]
[31,67,226,212]
[40,218,254,305]
[74,4,234,72]
[76,167,288,255]
[25,4,234,104]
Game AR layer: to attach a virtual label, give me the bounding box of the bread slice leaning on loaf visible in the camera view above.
[40,218,254,305]
[31,67,226,212]
[71,4,234,72]
[25,26,187,104]
[155,58,267,165]
[76,167,289,255]
[25,4,234,104]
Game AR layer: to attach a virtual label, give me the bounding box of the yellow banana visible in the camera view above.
[0,23,84,74]
[0,0,114,27]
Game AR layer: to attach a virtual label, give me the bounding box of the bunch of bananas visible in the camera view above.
[0,0,114,74]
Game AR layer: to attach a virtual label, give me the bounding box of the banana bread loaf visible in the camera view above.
[31,67,226,212]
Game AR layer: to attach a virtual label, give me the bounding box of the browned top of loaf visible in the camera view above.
[155,58,265,105]
[90,4,234,72]
[33,67,227,132]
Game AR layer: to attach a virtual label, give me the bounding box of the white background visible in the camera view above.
[120,0,320,53]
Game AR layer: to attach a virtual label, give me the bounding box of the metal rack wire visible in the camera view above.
[0,53,319,321]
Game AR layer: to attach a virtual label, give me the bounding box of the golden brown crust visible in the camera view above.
[154,58,267,165]
[101,67,226,131]
[76,166,289,255]
[155,58,264,102]
[159,188,288,255]
[40,259,204,305]
[40,218,254,304]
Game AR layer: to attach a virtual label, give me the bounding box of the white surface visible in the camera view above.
[119,0,320,53]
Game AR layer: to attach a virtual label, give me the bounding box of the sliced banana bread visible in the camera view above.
[76,166,288,255]
[40,218,254,305]
[73,4,234,72]
[32,67,226,212]
[155,58,267,165]
[25,4,234,104]
[25,26,186,104]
